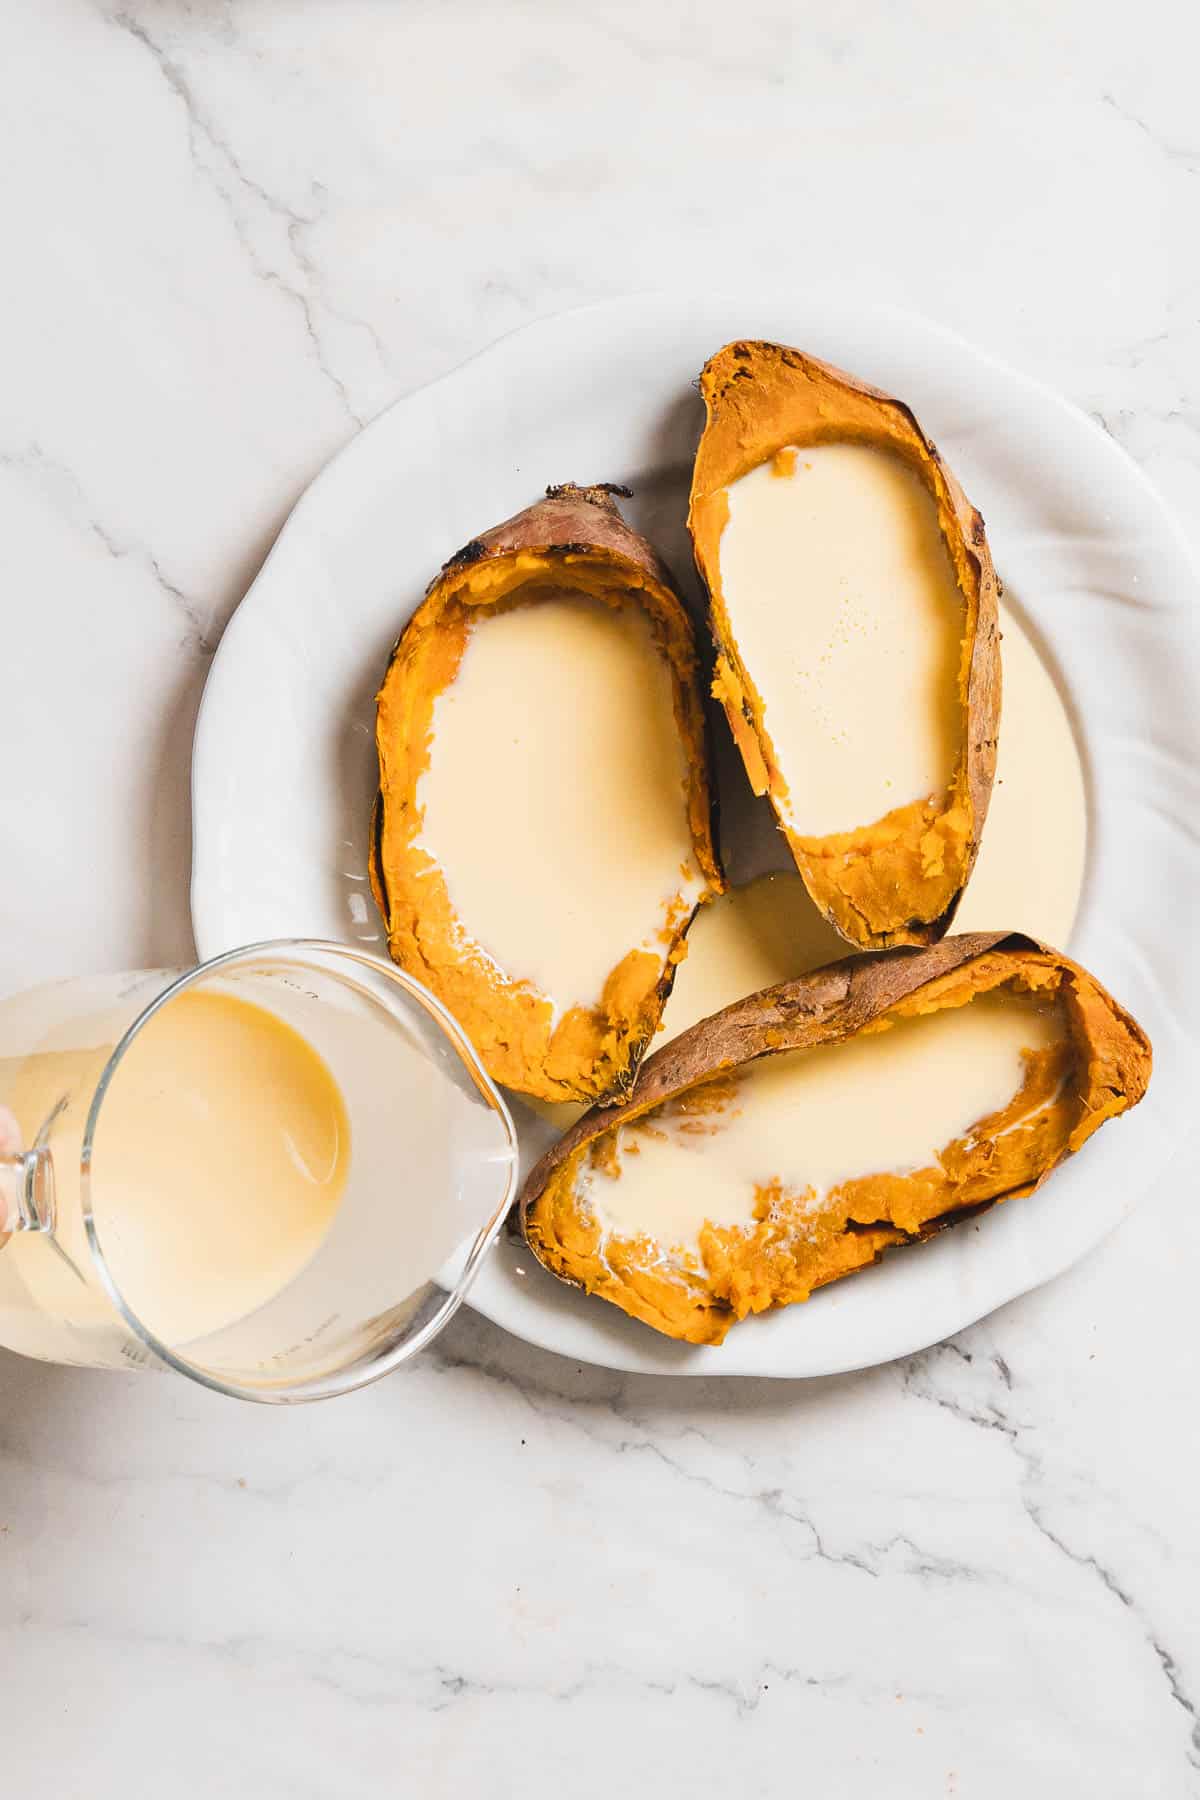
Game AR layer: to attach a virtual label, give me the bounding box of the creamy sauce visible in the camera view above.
[1,992,349,1346]
[719,443,963,837]
[581,992,1061,1253]
[417,593,704,1011]
[954,604,1087,947]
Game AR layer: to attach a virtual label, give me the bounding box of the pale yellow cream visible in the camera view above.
[416,593,705,1012]
[2,992,349,1346]
[581,992,1061,1254]
[954,603,1087,946]
[718,443,963,837]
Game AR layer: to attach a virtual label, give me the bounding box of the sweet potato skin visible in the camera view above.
[442,482,674,583]
[689,341,1002,951]
[520,934,1152,1343]
[371,484,724,1106]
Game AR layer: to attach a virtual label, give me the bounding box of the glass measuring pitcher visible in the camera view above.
[0,942,518,1402]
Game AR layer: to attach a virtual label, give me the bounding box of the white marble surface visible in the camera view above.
[2,1,1199,1792]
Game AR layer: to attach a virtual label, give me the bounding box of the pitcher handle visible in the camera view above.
[0,1106,55,1240]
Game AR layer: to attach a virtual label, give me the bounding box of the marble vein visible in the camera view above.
[906,1338,1200,1772]
[1102,92,1200,176]
[0,442,216,655]
[109,10,374,429]
[1021,1502,1200,1769]
[15,1611,852,1723]
[433,1343,994,1590]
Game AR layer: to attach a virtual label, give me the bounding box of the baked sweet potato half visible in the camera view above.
[371,483,723,1106]
[689,340,1001,951]
[521,934,1150,1344]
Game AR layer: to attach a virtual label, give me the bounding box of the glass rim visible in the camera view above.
[78,938,519,1404]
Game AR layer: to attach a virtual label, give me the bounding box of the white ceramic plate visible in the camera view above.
[192,293,1200,1378]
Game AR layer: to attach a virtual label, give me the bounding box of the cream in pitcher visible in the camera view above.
[0,947,517,1398]
[0,992,350,1349]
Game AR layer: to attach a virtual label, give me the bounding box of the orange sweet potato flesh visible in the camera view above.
[521,934,1151,1344]
[371,484,724,1106]
[689,341,1001,951]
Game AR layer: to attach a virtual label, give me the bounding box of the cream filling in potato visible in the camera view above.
[416,592,705,1012]
[718,443,963,837]
[579,992,1063,1255]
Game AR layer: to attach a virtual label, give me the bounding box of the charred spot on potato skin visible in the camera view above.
[971,512,987,547]
[369,793,389,912]
[842,1195,994,1244]
[444,539,486,569]
[916,1197,994,1238]
[544,481,633,501]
